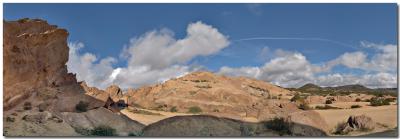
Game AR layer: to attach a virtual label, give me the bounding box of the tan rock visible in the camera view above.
[285,111,329,136]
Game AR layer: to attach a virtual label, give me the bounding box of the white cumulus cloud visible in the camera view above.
[217,44,397,88]
[67,21,230,89]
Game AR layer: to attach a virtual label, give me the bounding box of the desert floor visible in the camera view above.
[122,104,397,136]
[314,104,397,135]
[120,107,196,125]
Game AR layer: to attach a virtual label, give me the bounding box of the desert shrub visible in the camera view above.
[240,124,255,136]
[290,93,302,102]
[298,103,312,110]
[264,117,291,136]
[90,125,117,136]
[38,103,48,112]
[129,108,162,115]
[17,18,30,23]
[188,106,202,113]
[6,117,15,122]
[128,131,143,136]
[355,98,361,102]
[75,101,89,112]
[170,106,178,112]
[370,97,390,106]
[23,102,32,110]
[315,105,341,110]
[385,98,396,102]
[350,105,362,109]
[271,96,278,99]
[195,85,212,89]
[213,109,219,112]
[74,127,91,136]
[325,100,333,104]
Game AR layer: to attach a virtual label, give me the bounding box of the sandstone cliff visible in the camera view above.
[3,18,144,136]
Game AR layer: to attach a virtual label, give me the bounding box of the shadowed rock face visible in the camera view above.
[142,115,328,137]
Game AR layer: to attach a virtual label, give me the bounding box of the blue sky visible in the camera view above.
[4,3,398,89]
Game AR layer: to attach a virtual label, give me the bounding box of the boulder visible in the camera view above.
[105,85,123,102]
[285,111,329,136]
[335,115,375,134]
[61,107,144,136]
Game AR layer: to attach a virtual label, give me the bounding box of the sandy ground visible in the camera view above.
[120,107,196,125]
[121,106,260,125]
[314,104,398,133]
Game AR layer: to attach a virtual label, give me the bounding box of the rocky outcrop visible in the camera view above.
[105,85,123,102]
[3,19,104,111]
[285,111,329,136]
[335,115,375,134]
[3,18,142,136]
[125,71,296,121]
[60,107,144,136]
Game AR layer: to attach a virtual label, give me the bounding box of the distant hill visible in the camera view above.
[298,83,322,92]
[290,83,397,97]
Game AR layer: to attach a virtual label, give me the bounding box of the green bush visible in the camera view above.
[290,93,302,102]
[264,117,291,136]
[350,105,362,109]
[240,124,255,136]
[298,103,312,110]
[170,106,178,112]
[188,106,202,113]
[315,105,341,110]
[75,101,89,112]
[128,131,143,136]
[370,97,390,106]
[325,100,333,104]
[90,125,117,136]
[23,102,32,110]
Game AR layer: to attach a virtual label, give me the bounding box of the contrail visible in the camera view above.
[233,37,360,50]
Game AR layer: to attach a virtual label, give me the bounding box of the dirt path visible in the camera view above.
[120,107,196,125]
[314,104,397,132]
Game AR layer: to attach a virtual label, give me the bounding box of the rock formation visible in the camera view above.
[3,18,143,136]
[335,115,375,134]
[123,71,296,120]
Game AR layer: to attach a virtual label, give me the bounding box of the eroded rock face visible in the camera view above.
[3,19,141,136]
[3,19,103,111]
[125,71,297,121]
[105,85,123,102]
[4,19,69,110]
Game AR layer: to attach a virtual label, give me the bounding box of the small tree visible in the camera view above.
[290,93,301,102]
[325,100,333,104]
[170,106,178,112]
[188,106,202,113]
[351,105,361,109]
[23,102,32,110]
[75,101,89,112]
[90,125,116,136]
[355,98,361,102]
